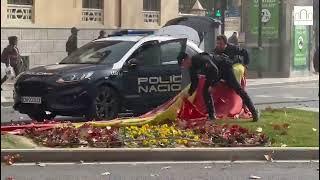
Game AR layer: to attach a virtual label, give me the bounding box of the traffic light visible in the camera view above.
[213,0,226,20]
[213,0,227,34]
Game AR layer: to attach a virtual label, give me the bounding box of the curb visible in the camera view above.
[248,79,318,87]
[1,147,318,162]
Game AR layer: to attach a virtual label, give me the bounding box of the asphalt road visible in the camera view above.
[1,161,319,180]
[1,82,318,123]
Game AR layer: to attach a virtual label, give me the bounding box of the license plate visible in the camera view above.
[21,96,42,104]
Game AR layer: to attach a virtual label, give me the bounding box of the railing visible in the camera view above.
[142,11,160,24]
[7,4,33,22]
[81,8,103,23]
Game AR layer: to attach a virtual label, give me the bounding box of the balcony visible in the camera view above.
[81,8,103,23]
[142,11,160,24]
[7,4,33,22]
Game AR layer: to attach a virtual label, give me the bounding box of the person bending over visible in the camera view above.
[178,52,259,122]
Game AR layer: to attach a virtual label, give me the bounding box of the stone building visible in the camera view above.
[1,0,179,68]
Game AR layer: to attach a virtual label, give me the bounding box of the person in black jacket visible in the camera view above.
[66,27,79,55]
[178,51,259,122]
[214,35,249,67]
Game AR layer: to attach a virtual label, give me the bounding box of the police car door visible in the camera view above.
[122,40,162,112]
[158,38,187,101]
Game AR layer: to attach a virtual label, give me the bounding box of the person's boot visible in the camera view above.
[252,108,260,122]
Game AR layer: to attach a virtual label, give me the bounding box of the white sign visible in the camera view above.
[294,6,313,25]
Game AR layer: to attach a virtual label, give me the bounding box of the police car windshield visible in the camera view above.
[60,40,135,64]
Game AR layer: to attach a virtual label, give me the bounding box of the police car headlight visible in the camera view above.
[56,71,94,83]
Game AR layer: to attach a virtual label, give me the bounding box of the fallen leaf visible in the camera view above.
[256,127,263,133]
[312,128,317,132]
[281,144,287,147]
[36,162,46,167]
[101,171,111,176]
[161,166,171,170]
[249,175,262,179]
[204,166,212,169]
[150,173,159,177]
[264,154,274,162]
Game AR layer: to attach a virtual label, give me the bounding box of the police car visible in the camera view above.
[13,17,221,121]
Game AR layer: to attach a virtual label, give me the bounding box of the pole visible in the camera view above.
[258,0,262,48]
[257,0,263,78]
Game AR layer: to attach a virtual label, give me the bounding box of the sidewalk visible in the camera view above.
[1,75,319,106]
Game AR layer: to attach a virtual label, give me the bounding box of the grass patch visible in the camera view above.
[219,108,319,147]
[1,134,38,149]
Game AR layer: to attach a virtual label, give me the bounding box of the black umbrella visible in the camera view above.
[164,16,221,35]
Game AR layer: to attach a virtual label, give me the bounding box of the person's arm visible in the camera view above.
[1,48,8,66]
[188,65,198,96]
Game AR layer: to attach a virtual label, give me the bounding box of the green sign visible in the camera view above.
[293,26,309,68]
[249,0,280,39]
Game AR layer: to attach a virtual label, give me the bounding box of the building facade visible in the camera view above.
[1,0,179,68]
[1,0,317,77]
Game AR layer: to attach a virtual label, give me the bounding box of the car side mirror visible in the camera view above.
[127,58,138,69]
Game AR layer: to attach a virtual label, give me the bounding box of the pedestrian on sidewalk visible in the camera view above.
[96,30,106,40]
[227,32,239,46]
[1,36,23,90]
[66,27,79,55]
[313,48,319,73]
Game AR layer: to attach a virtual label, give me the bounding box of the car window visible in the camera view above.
[160,41,182,65]
[132,41,160,66]
[60,41,135,65]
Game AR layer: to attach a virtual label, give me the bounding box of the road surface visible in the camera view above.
[1,161,319,180]
[1,82,318,123]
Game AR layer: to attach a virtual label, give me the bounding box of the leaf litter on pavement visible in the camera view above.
[249,175,262,179]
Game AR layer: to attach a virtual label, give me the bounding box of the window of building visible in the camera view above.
[142,0,160,24]
[179,0,195,14]
[82,0,104,23]
[82,0,103,9]
[143,0,160,11]
[7,0,33,5]
[7,0,33,21]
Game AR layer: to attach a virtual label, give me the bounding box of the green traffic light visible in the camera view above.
[215,9,221,17]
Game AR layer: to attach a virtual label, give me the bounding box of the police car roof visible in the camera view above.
[94,35,144,42]
[94,35,202,52]
[95,35,191,43]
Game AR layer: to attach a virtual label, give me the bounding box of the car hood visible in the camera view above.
[26,64,112,75]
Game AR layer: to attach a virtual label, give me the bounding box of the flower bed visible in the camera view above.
[23,121,268,148]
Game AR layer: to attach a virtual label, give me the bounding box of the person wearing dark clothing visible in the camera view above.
[227,32,239,46]
[97,30,106,39]
[182,52,220,120]
[214,35,249,67]
[66,27,79,55]
[179,50,259,121]
[313,48,319,73]
[1,36,22,89]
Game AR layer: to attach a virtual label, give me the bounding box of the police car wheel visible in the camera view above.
[94,85,120,120]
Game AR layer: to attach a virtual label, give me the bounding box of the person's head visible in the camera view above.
[71,27,79,35]
[8,36,18,45]
[177,52,192,69]
[99,30,106,37]
[216,35,228,51]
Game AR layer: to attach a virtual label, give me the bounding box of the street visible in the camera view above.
[1,161,319,180]
[1,81,318,124]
